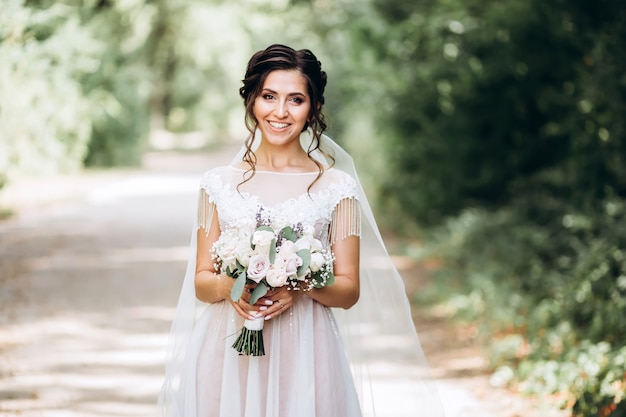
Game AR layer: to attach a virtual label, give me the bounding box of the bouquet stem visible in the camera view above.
[232,317,265,356]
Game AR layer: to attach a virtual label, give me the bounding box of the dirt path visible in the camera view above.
[0,147,564,416]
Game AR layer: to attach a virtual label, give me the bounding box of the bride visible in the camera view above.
[159,44,444,417]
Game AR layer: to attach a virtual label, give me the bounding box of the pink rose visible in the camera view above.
[279,240,298,258]
[284,254,303,278]
[247,254,270,282]
[266,267,288,287]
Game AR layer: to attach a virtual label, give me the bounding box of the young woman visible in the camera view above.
[159,44,443,417]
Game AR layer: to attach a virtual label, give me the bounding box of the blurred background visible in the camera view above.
[1,0,625,416]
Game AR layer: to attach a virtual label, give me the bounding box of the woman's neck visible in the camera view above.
[249,142,318,173]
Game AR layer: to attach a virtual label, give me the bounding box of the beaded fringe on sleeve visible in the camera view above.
[197,188,215,236]
[329,197,361,245]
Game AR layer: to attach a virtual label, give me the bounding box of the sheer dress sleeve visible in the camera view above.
[329,196,361,246]
[197,188,216,236]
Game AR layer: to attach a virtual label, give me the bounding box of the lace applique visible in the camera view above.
[198,168,361,244]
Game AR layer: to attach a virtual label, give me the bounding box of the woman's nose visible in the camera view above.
[274,100,288,118]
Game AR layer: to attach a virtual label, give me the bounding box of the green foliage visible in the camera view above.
[345,0,626,414]
[423,194,626,412]
[0,0,154,181]
[80,0,154,166]
[0,1,94,179]
[371,0,626,225]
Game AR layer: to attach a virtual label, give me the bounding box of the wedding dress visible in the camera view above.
[159,133,444,417]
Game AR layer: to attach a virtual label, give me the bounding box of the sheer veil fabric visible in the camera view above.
[158,131,445,417]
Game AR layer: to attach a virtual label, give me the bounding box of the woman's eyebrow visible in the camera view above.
[262,88,306,97]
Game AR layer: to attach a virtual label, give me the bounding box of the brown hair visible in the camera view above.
[238,44,334,191]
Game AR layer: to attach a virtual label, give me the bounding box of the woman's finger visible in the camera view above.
[229,299,259,320]
[264,296,294,320]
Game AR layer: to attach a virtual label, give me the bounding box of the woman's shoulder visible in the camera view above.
[324,167,356,183]
[199,166,240,191]
[321,168,357,188]
[317,168,360,201]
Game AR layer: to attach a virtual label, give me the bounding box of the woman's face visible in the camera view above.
[253,70,311,147]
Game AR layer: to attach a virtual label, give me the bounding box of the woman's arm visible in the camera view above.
[194,202,264,320]
[194,204,232,303]
[305,234,360,309]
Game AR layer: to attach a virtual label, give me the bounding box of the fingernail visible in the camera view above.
[265,315,271,321]
[265,300,273,306]
[253,312,263,318]
[259,306,267,311]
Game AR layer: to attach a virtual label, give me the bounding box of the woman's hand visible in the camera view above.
[228,283,270,320]
[229,284,300,321]
[260,286,301,321]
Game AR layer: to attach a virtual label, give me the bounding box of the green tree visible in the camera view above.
[356,0,626,413]
[0,1,95,180]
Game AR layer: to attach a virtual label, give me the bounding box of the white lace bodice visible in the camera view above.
[199,166,360,244]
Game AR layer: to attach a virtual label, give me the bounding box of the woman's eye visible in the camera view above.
[262,94,275,100]
[290,97,304,104]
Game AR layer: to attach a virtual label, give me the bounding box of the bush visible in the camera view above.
[424,194,626,413]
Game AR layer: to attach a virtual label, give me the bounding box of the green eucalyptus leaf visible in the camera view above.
[269,238,277,263]
[281,226,297,242]
[250,281,268,305]
[230,271,247,301]
[297,249,311,277]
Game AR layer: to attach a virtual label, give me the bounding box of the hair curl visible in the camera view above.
[238,44,334,192]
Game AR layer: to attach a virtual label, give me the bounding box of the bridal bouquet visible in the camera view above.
[211,223,335,356]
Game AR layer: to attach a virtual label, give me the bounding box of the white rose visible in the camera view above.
[279,240,298,258]
[235,240,253,267]
[252,230,275,257]
[294,236,312,252]
[284,254,303,278]
[309,252,326,272]
[295,236,323,252]
[273,256,285,269]
[238,219,256,236]
[310,238,323,252]
[216,230,237,254]
[247,254,270,283]
[221,254,237,273]
[252,230,275,247]
[302,225,315,237]
[216,230,239,272]
[266,267,288,287]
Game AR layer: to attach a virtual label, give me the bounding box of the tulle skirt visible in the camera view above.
[181,297,362,417]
